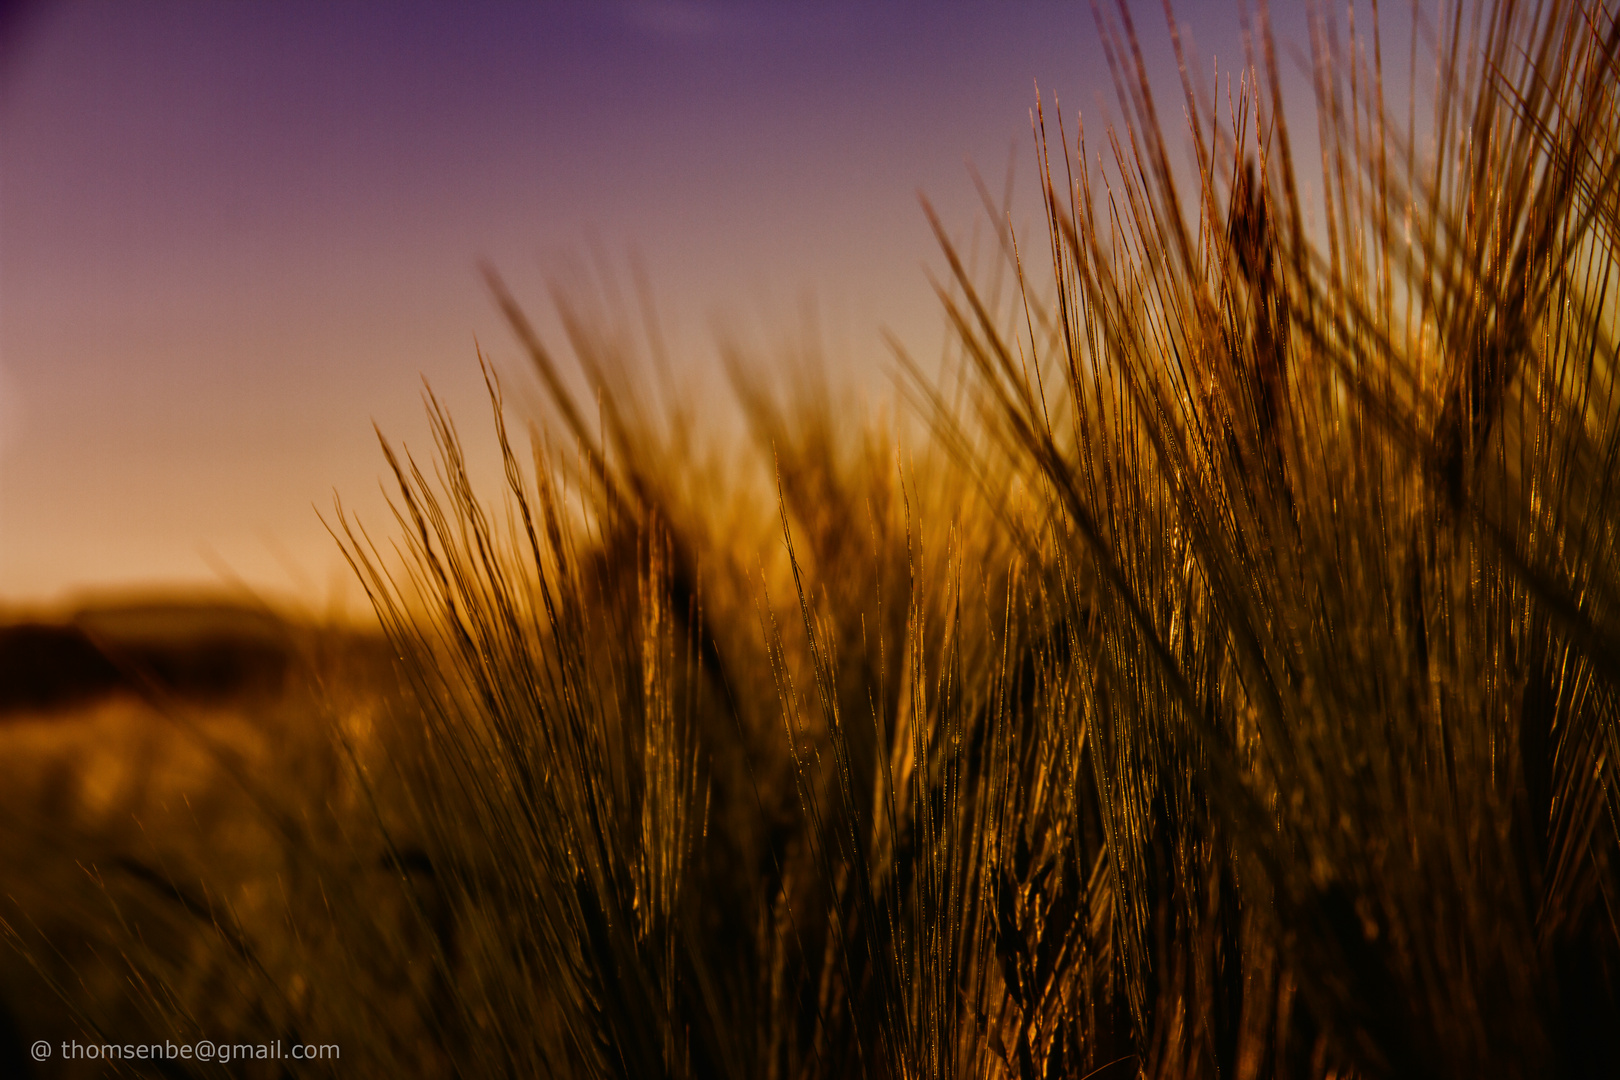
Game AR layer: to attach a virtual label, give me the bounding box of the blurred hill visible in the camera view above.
[0,596,385,717]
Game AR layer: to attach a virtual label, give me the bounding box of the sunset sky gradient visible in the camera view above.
[1,0,1304,614]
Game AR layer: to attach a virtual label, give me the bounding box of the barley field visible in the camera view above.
[4,1,1619,1077]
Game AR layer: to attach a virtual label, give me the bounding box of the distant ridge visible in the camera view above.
[0,596,303,715]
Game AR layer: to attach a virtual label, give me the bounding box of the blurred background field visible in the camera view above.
[0,596,410,1078]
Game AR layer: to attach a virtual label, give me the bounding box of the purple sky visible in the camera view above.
[1,0,1306,615]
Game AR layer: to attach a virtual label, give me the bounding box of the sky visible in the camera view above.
[0,0,1309,617]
